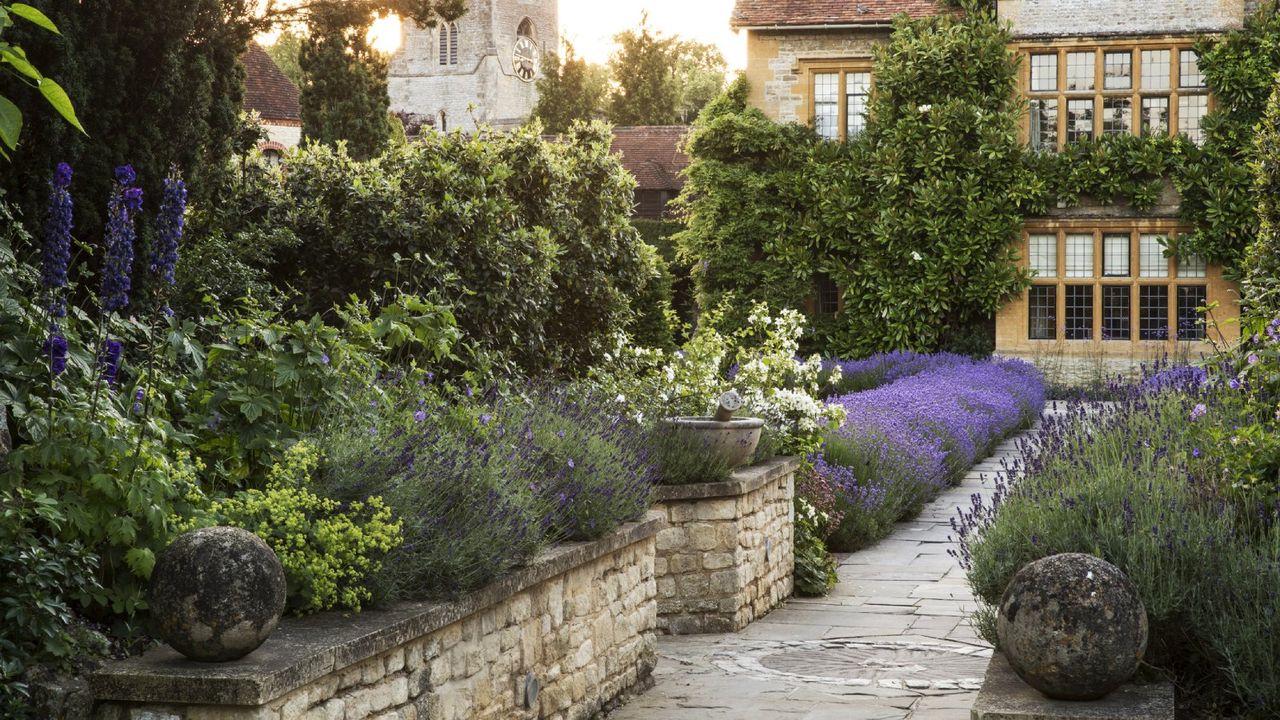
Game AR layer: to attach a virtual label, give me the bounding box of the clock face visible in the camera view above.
[513,36,539,82]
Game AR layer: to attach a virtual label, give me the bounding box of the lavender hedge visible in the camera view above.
[814,357,1045,551]
[820,351,978,396]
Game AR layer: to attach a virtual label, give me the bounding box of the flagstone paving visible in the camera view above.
[608,427,1038,720]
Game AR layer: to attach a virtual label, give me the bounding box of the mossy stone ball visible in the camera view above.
[150,526,287,662]
[997,553,1148,701]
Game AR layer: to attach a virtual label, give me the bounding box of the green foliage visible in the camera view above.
[299,3,392,161]
[0,2,84,160]
[532,42,608,134]
[180,442,402,614]
[608,15,679,126]
[635,218,694,336]
[793,497,837,597]
[626,241,679,350]
[200,122,651,375]
[1176,6,1280,267]
[675,76,821,332]
[672,41,727,124]
[1245,77,1280,317]
[824,10,1031,355]
[265,31,304,87]
[0,488,105,716]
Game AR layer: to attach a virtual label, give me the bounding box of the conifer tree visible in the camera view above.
[299,4,392,161]
[608,15,679,126]
[532,42,608,133]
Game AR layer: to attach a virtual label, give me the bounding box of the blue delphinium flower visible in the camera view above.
[99,339,124,387]
[101,167,141,313]
[151,172,186,284]
[43,334,68,376]
[132,388,144,414]
[42,163,74,306]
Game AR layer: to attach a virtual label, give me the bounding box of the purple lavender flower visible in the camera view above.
[150,172,186,284]
[98,339,123,387]
[480,413,493,425]
[1190,403,1207,420]
[43,334,68,376]
[414,409,427,422]
[1247,353,1261,366]
[42,164,74,305]
[101,170,141,314]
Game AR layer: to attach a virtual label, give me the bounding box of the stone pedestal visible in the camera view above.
[653,457,798,635]
[971,653,1174,720]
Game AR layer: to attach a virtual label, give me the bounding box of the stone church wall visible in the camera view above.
[389,0,557,132]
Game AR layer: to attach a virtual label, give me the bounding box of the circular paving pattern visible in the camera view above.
[712,639,990,693]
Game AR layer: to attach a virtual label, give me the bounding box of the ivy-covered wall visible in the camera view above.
[675,4,1280,356]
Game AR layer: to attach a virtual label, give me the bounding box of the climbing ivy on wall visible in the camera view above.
[675,4,1280,355]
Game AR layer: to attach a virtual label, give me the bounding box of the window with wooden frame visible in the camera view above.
[1023,225,1212,344]
[1022,40,1211,152]
[804,60,873,142]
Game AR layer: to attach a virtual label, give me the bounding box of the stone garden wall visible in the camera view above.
[90,513,663,720]
[654,457,798,634]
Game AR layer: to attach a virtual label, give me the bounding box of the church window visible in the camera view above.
[439,22,459,66]
[518,18,536,40]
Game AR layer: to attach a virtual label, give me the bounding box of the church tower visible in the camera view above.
[388,0,558,133]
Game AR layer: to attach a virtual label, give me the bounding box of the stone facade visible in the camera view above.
[388,0,557,133]
[742,28,889,125]
[91,515,662,720]
[998,0,1253,39]
[653,458,798,635]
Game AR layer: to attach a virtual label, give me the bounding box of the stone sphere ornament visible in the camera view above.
[150,526,287,662]
[996,553,1148,701]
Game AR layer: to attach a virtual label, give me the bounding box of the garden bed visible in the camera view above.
[653,457,798,634]
[90,513,664,720]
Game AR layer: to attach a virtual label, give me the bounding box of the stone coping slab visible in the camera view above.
[971,653,1174,720]
[655,456,800,502]
[91,512,665,708]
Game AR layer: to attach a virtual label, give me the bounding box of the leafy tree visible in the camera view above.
[608,15,679,126]
[266,29,304,87]
[0,2,84,160]
[532,41,608,133]
[299,4,394,161]
[1245,77,1280,318]
[673,41,727,124]
[1,0,255,245]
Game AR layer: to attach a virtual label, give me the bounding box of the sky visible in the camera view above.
[359,0,745,70]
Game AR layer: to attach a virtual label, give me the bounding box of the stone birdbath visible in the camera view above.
[664,390,764,469]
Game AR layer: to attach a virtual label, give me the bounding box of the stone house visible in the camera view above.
[241,42,302,161]
[610,126,691,221]
[388,0,558,133]
[731,0,1254,361]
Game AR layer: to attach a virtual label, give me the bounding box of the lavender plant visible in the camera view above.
[319,381,656,601]
[958,385,1280,712]
[817,356,1045,552]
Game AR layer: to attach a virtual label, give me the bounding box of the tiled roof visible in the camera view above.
[731,0,945,28]
[242,41,301,122]
[610,126,690,191]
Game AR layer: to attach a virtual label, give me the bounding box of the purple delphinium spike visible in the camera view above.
[98,339,124,387]
[101,166,141,314]
[43,334,68,376]
[151,171,186,284]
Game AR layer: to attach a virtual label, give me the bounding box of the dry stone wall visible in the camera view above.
[91,515,662,720]
[654,458,798,635]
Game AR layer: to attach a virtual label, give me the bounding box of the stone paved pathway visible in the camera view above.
[608,428,1035,720]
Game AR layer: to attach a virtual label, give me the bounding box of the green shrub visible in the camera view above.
[180,442,402,614]
[197,122,652,374]
[0,489,106,716]
[1245,76,1280,318]
[793,498,837,597]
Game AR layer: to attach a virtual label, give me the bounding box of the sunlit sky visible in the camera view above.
[357,1,746,70]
